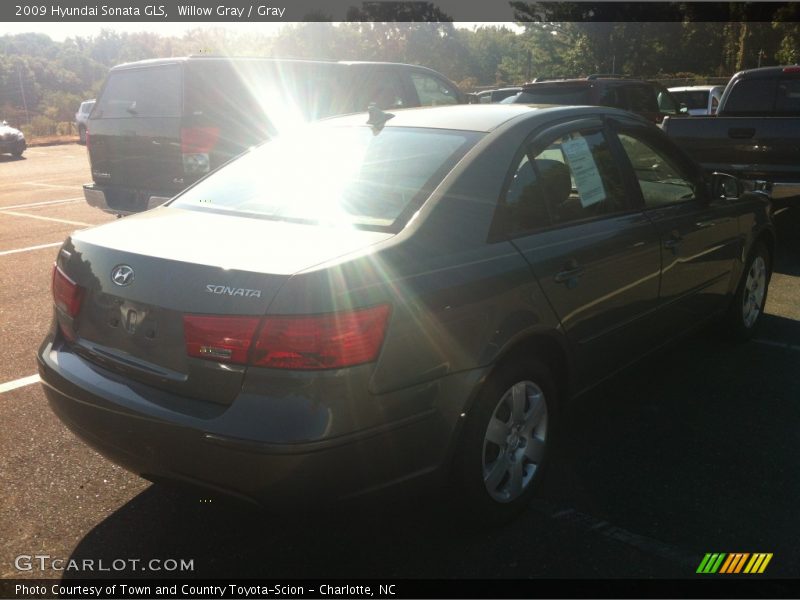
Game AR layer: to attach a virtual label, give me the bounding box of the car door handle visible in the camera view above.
[554,262,585,284]
[728,127,755,139]
[664,231,683,249]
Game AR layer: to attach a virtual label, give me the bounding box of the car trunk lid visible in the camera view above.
[59,208,392,404]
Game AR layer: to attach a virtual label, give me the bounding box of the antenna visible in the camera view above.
[366,104,395,133]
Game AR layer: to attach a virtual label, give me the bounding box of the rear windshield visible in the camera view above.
[509,86,591,105]
[724,79,779,114]
[172,125,482,230]
[93,65,181,119]
[670,91,710,110]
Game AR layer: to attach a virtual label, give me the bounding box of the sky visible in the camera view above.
[0,21,522,42]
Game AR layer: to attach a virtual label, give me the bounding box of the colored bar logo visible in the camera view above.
[697,553,773,574]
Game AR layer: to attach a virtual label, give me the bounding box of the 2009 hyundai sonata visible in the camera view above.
[38,104,773,519]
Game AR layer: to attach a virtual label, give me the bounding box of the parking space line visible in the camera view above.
[0,177,80,191]
[0,197,82,211]
[0,374,40,394]
[0,242,62,257]
[24,182,80,190]
[0,211,91,227]
[534,502,697,569]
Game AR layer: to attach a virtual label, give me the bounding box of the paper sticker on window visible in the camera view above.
[561,137,607,207]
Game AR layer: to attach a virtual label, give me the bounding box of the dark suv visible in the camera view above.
[503,75,685,124]
[83,57,465,215]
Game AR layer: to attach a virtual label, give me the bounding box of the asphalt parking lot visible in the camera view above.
[1,145,799,583]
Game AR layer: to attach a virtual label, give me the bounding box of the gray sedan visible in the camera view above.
[38,104,773,521]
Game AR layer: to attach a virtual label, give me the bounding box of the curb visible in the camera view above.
[28,138,80,148]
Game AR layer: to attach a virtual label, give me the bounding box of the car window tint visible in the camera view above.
[358,74,407,111]
[185,62,339,126]
[672,90,710,110]
[597,86,622,108]
[625,86,657,113]
[775,78,800,114]
[617,133,696,207]
[411,73,459,106]
[94,66,181,119]
[724,79,777,114]
[173,125,481,230]
[515,86,591,105]
[503,129,627,234]
[657,90,679,114]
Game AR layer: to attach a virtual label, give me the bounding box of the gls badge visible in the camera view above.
[111,265,134,286]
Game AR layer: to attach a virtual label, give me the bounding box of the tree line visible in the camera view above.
[2,7,799,134]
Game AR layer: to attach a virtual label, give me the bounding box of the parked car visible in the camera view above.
[502,75,686,124]
[83,57,465,215]
[39,104,773,520]
[0,120,26,157]
[469,87,523,104]
[663,66,800,199]
[667,85,725,116]
[74,99,95,144]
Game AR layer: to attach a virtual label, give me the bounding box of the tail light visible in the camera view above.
[183,305,391,370]
[52,264,84,318]
[184,315,260,363]
[181,127,219,175]
[782,66,800,73]
[253,305,391,370]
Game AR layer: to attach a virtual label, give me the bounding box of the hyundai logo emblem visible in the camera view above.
[111,265,135,287]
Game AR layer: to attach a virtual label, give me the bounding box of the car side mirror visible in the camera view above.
[710,172,742,200]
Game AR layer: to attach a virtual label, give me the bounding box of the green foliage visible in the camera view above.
[3,19,800,141]
[29,115,57,136]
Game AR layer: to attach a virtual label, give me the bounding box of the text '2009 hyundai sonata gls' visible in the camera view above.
[39,104,773,520]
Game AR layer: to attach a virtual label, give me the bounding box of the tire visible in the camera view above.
[454,356,555,523]
[78,125,86,145]
[725,241,771,341]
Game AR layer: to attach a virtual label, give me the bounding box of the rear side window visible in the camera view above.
[625,86,657,113]
[724,79,777,114]
[356,71,408,111]
[94,66,181,119]
[411,73,459,106]
[513,86,591,105]
[185,61,339,128]
[671,91,710,110]
[775,79,800,114]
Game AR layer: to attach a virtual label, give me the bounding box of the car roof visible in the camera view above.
[731,65,800,79]
[320,103,649,133]
[110,56,433,71]
[524,77,650,88]
[668,85,722,92]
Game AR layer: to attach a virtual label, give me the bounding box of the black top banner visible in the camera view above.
[4,1,800,23]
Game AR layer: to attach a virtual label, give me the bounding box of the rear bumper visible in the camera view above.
[83,184,172,215]
[38,336,478,505]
